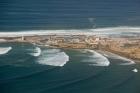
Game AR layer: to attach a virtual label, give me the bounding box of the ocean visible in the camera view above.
[0,42,140,93]
[1,0,140,31]
[0,0,140,93]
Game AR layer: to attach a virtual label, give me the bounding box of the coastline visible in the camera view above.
[0,40,139,63]
[96,50,140,63]
[0,26,140,37]
[101,49,140,62]
[0,29,139,62]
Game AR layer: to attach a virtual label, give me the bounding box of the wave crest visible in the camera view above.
[37,49,69,67]
[0,26,140,37]
[102,51,135,65]
[0,47,12,55]
[82,49,110,66]
[30,47,41,57]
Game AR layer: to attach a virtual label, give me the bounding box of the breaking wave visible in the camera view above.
[37,49,69,67]
[132,68,138,73]
[102,51,135,65]
[82,49,110,66]
[0,47,12,55]
[119,57,135,65]
[30,47,41,57]
[0,26,140,37]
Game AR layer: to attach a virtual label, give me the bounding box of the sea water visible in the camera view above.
[1,0,140,31]
[0,0,140,93]
[0,42,140,93]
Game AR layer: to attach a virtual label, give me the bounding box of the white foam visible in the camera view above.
[132,68,138,73]
[37,49,69,67]
[82,49,110,66]
[0,26,140,37]
[0,47,12,55]
[91,26,140,34]
[119,60,135,65]
[30,47,41,57]
[103,52,135,65]
[112,56,135,65]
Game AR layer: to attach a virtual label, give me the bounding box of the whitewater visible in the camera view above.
[30,47,42,57]
[37,49,69,67]
[81,49,110,66]
[0,26,140,37]
[101,51,135,65]
[0,47,12,55]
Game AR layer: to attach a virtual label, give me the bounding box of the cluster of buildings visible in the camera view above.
[34,35,100,49]
[0,34,139,60]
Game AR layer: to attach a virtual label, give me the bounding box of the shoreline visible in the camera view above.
[102,49,140,62]
[0,31,96,37]
[0,26,140,37]
[0,31,139,62]
[0,41,139,63]
[96,50,140,63]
